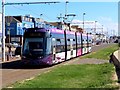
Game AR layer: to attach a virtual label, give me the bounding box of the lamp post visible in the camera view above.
[40,14,43,20]
[94,21,97,44]
[101,25,103,43]
[83,13,85,32]
[65,0,69,18]
[64,0,69,26]
[2,0,5,62]
[94,21,97,33]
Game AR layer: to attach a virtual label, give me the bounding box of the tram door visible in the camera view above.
[67,39,73,59]
[70,39,73,58]
[52,38,56,63]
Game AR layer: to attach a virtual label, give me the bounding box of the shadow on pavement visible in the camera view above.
[1,60,50,69]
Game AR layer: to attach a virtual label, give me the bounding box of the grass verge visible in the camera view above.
[81,44,119,60]
[5,44,119,89]
[11,64,118,88]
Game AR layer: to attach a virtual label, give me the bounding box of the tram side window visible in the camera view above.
[73,40,76,50]
[77,39,81,49]
[46,38,52,55]
[56,39,65,53]
[89,39,92,43]
[23,39,29,54]
[83,39,86,46]
[88,39,92,46]
[67,39,70,51]
[60,39,65,52]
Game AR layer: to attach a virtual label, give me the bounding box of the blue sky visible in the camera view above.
[0,0,119,36]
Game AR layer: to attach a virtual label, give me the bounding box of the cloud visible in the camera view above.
[71,18,118,36]
[97,16,118,36]
[71,19,104,33]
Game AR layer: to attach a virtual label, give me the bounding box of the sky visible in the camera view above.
[0,0,119,36]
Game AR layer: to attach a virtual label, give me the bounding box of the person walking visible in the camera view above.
[8,45,12,58]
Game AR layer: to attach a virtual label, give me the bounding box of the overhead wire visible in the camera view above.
[9,2,60,21]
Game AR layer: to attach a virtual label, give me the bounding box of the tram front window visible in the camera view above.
[23,38,44,57]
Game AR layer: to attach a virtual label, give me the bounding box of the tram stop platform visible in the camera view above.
[0,55,21,64]
[110,49,120,83]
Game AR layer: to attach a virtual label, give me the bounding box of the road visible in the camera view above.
[1,43,115,88]
[91,43,115,52]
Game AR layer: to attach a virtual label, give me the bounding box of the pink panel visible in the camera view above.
[77,48,82,56]
[51,28,64,34]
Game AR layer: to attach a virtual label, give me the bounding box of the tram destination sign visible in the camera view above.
[25,32,45,37]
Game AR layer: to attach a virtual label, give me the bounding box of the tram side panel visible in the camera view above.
[51,32,66,64]
[85,34,88,54]
[55,38,66,62]
[76,32,82,56]
[88,34,92,53]
[82,34,88,55]
[66,31,76,60]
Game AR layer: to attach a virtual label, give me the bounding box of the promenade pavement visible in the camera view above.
[113,49,120,61]
[110,49,120,84]
[0,47,16,62]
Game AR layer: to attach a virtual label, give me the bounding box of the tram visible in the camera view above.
[21,27,92,65]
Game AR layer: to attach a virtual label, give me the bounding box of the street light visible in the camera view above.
[94,21,97,34]
[2,0,5,62]
[83,13,86,32]
[64,0,69,24]
[102,25,103,35]
[65,0,69,17]
[94,21,97,45]
[101,25,103,43]
[40,14,43,19]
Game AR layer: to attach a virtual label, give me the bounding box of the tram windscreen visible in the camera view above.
[23,38,44,57]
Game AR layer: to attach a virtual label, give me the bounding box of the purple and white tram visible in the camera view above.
[22,28,92,65]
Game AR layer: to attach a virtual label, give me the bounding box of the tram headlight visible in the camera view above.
[38,56,42,59]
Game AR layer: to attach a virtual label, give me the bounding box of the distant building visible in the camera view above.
[5,15,35,45]
[49,22,84,32]
[5,15,48,45]
[71,25,83,32]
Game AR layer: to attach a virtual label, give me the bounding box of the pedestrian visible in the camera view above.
[8,45,12,58]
